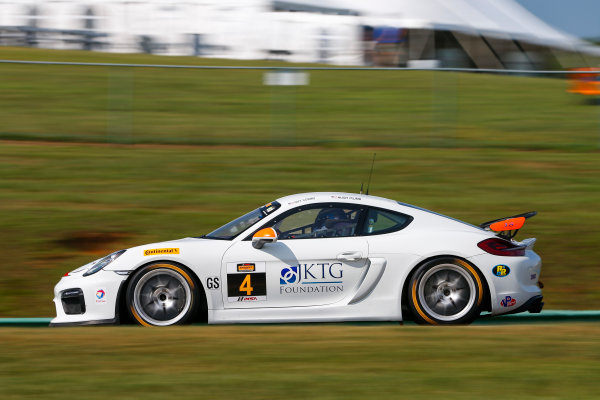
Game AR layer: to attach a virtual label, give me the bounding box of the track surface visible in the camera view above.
[1,323,598,399]
[1,310,598,327]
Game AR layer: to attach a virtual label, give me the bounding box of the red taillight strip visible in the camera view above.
[477,238,526,257]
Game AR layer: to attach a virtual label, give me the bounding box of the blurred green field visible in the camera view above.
[0,324,598,399]
[0,47,599,317]
[1,47,600,149]
[0,141,599,316]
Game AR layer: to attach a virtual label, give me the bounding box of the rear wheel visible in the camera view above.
[126,263,200,326]
[408,258,484,325]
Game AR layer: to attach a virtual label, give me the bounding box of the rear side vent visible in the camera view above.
[61,288,86,315]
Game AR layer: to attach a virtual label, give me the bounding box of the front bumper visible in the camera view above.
[50,270,128,326]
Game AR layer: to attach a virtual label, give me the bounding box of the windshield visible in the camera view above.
[205,201,281,240]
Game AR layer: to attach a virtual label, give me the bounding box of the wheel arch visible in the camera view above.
[117,259,208,324]
[400,254,491,322]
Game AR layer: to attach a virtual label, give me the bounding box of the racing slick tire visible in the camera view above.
[408,257,484,325]
[126,262,200,327]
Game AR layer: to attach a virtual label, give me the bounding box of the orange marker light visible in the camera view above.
[489,217,525,232]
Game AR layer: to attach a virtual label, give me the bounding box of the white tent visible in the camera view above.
[283,0,597,53]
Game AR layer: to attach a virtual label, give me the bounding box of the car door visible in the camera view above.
[221,203,369,308]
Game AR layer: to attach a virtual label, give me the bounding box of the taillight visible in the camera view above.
[477,238,526,256]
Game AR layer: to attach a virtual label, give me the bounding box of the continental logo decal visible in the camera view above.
[143,248,180,256]
[237,263,256,272]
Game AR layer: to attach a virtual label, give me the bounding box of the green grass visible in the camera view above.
[0,141,599,316]
[1,47,600,149]
[0,324,598,399]
[0,47,599,316]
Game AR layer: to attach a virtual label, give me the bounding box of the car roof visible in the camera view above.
[275,192,398,210]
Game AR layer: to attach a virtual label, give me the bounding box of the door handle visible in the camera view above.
[337,251,363,262]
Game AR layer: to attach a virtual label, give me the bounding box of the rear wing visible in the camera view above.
[480,211,537,240]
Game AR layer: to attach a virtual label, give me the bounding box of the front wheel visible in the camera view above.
[126,263,200,326]
[408,258,484,325]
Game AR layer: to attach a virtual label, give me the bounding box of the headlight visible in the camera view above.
[83,250,126,277]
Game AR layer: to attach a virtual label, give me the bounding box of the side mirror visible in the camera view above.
[252,227,278,249]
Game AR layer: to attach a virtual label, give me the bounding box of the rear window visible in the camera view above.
[363,208,412,235]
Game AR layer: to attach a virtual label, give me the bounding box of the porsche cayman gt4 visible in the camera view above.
[51,192,543,326]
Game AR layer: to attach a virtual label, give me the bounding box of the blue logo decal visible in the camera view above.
[492,265,510,277]
[280,266,299,284]
[500,296,516,307]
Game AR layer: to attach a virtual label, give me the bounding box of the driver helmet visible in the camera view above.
[314,208,347,230]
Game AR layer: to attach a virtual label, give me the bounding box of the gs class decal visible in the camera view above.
[226,262,267,302]
[492,265,510,277]
[206,277,220,290]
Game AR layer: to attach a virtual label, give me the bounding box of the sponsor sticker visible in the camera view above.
[287,197,315,206]
[237,263,256,272]
[96,289,106,304]
[144,248,180,256]
[492,265,510,277]
[330,195,361,201]
[237,296,258,302]
[279,263,344,295]
[280,266,299,284]
[500,296,516,307]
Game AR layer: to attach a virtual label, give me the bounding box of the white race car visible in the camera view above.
[51,192,543,326]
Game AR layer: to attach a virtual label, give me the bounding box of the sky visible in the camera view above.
[516,0,600,40]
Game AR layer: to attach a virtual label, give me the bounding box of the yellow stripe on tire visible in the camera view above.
[130,305,152,327]
[148,264,195,289]
[455,259,484,306]
[411,280,438,325]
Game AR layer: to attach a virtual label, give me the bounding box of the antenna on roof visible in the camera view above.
[365,153,376,196]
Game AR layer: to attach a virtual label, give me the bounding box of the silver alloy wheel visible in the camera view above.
[133,268,192,326]
[418,263,476,322]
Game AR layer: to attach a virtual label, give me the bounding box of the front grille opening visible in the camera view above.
[61,288,86,315]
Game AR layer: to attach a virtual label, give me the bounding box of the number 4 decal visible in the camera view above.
[227,271,267,301]
[239,274,254,295]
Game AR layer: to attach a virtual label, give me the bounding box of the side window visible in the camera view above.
[271,205,362,239]
[363,208,412,235]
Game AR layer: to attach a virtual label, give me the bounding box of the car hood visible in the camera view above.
[103,237,232,272]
